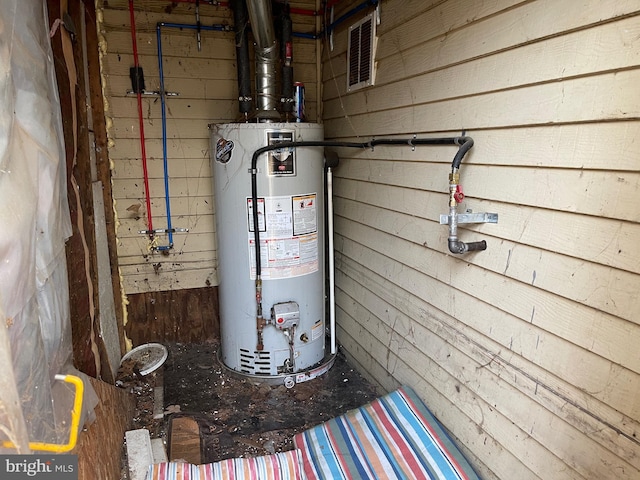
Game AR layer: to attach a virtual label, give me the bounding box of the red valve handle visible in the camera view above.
[454,185,465,203]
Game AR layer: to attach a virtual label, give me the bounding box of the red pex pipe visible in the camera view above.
[128,0,154,235]
[166,0,229,6]
[289,7,318,16]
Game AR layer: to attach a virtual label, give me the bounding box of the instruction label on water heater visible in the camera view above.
[247,193,318,280]
[266,130,295,176]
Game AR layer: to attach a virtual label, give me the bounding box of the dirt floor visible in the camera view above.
[118,340,379,475]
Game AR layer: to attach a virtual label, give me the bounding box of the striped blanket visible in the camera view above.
[146,386,478,480]
[146,450,303,480]
[293,386,480,480]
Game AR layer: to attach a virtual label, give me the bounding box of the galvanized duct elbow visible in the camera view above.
[246,0,280,119]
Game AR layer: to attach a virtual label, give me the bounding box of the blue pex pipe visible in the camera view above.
[327,0,378,33]
[291,0,380,40]
[156,24,173,249]
[158,21,228,31]
[155,22,228,250]
[293,32,316,39]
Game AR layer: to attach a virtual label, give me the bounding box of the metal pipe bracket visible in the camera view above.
[439,212,498,225]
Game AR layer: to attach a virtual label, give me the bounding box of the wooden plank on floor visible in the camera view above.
[169,416,202,464]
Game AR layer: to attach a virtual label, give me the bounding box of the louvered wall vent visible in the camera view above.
[347,12,376,92]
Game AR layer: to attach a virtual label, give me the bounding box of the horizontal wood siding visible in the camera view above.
[99,0,319,294]
[324,1,640,479]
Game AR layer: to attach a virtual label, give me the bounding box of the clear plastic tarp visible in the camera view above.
[0,0,97,452]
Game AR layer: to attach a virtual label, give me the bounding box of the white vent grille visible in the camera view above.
[347,12,376,92]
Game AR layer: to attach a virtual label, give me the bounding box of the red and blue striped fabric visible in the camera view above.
[293,386,480,480]
[146,449,303,480]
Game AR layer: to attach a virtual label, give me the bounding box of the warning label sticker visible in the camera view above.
[293,194,317,236]
[248,193,318,280]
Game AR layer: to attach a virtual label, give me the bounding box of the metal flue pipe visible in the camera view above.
[246,0,280,118]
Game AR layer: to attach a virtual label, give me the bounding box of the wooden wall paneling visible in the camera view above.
[336,195,640,326]
[104,28,318,61]
[84,0,128,364]
[106,76,238,100]
[102,0,232,296]
[110,116,224,140]
[121,269,218,294]
[75,378,134,479]
[49,0,103,378]
[118,254,217,275]
[336,247,640,465]
[103,53,237,79]
[324,69,640,136]
[335,321,540,480]
[340,272,637,479]
[101,7,232,33]
[367,0,445,31]
[125,290,158,343]
[335,252,640,476]
[339,228,640,459]
[117,230,216,254]
[337,220,640,420]
[124,287,218,346]
[334,122,640,171]
[104,29,236,57]
[115,195,215,221]
[335,156,639,221]
[113,162,213,189]
[112,176,213,200]
[323,1,640,478]
[108,137,213,163]
[321,0,527,85]
[116,233,216,259]
[375,0,640,69]
[325,16,640,116]
[107,97,239,121]
[336,294,595,480]
[335,175,640,275]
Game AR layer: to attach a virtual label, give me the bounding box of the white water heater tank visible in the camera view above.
[210,123,325,376]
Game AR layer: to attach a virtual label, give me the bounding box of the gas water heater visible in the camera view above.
[210,123,329,382]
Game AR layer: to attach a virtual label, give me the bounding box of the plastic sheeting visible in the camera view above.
[0,0,96,451]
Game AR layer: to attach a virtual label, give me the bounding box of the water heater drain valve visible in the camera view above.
[271,302,300,330]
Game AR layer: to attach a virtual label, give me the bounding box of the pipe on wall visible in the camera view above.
[291,0,378,39]
[155,21,228,249]
[166,0,229,5]
[446,137,488,254]
[280,5,294,117]
[324,151,340,355]
[249,136,476,342]
[230,0,253,117]
[155,23,174,249]
[128,0,154,239]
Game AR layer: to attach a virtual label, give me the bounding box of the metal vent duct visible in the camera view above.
[246,0,280,119]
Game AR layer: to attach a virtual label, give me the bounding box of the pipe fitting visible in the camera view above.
[256,315,267,351]
[448,239,487,254]
[255,278,263,305]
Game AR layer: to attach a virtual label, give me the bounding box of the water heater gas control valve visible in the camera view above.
[271,302,300,330]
